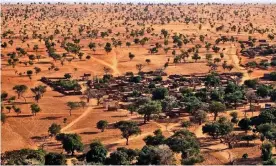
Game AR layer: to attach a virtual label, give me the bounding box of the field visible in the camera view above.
[1,3,276,165]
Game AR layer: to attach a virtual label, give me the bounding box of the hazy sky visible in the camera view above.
[1,0,276,4]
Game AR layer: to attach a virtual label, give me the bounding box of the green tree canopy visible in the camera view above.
[115,121,141,145]
[86,140,107,164]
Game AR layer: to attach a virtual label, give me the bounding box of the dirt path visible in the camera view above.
[225,44,250,82]
[61,107,92,133]
[91,54,121,75]
[194,124,234,164]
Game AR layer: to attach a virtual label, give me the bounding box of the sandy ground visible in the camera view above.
[1,3,276,165]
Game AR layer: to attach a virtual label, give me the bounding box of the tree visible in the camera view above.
[204,72,220,88]
[88,42,96,53]
[230,112,239,124]
[165,129,201,161]
[206,54,213,61]
[270,89,276,102]
[263,158,276,165]
[128,52,135,61]
[138,101,162,124]
[161,95,177,112]
[152,87,168,100]
[2,149,45,165]
[13,85,28,100]
[45,153,66,165]
[269,72,276,81]
[261,141,273,161]
[190,110,207,125]
[48,123,61,136]
[259,108,276,124]
[136,64,144,73]
[267,34,274,41]
[145,59,151,65]
[31,85,47,103]
[34,67,41,75]
[67,102,79,116]
[86,140,107,164]
[1,112,7,124]
[137,145,176,165]
[104,42,112,54]
[238,118,252,133]
[28,55,36,61]
[57,133,83,156]
[202,117,234,139]
[6,106,12,113]
[64,73,72,79]
[246,90,257,115]
[126,42,131,47]
[143,129,165,146]
[209,101,226,121]
[78,52,84,60]
[115,121,141,145]
[244,79,258,89]
[192,53,201,62]
[182,96,202,114]
[241,134,258,146]
[30,103,41,116]
[109,147,138,164]
[1,91,8,101]
[84,89,105,105]
[225,90,244,109]
[105,150,129,165]
[257,123,276,138]
[256,85,270,98]
[27,70,33,80]
[14,107,21,115]
[164,47,170,54]
[96,120,108,132]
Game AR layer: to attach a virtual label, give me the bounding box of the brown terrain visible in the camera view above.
[1,2,276,165]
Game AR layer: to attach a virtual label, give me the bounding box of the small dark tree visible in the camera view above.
[96,120,108,132]
[152,87,168,100]
[57,133,83,156]
[48,123,61,136]
[86,140,107,164]
[13,85,28,100]
[45,153,66,165]
[115,121,141,145]
[1,112,7,124]
[261,142,273,161]
[104,42,112,54]
[209,101,226,121]
[143,129,165,146]
[238,118,252,133]
[30,103,41,116]
[138,101,162,124]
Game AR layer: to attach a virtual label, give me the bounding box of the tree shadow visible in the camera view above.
[12,101,33,105]
[94,106,105,110]
[111,115,128,118]
[53,95,66,97]
[232,156,261,165]
[92,53,105,56]
[80,131,98,135]
[235,142,258,148]
[40,116,62,120]
[8,114,33,118]
[31,136,47,140]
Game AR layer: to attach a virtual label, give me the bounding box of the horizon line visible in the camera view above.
[1,1,276,5]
